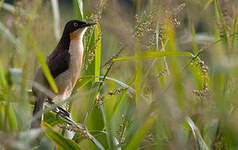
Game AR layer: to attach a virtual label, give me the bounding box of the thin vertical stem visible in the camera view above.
[51,0,61,40]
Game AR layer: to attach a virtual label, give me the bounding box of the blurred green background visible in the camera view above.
[1,0,238,149]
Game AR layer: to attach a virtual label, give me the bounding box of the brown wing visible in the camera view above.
[47,50,70,78]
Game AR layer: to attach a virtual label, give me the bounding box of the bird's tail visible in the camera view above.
[30,96,44,147]
[31,96,44,129]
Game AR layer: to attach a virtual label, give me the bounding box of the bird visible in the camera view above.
[30,20,96,129]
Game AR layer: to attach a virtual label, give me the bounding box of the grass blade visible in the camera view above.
[0,0,4,9]
[94,24,101,82]
[73,0,83,20]
[77,0,84,19]
[125,113,157,150]
[35,51,58,93]
[135,42,142,103]
[7,103,18,131]
[113,51,193,62]
[0,62,7,88]
[204,0,214,10]
[51,0,61,40]
[214,0,229,47]
[190,23,198,55]
[75,76,93,89]
[44,112,66,127]
[185,116,209,150]
[42,122,81,150]
[100,104,116,149]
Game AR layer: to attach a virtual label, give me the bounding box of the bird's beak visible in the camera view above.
[83,22,97,27]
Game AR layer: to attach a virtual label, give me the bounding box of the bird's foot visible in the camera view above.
[56,106,71,118]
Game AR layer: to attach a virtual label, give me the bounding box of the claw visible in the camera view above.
[57,106,71,118]
[48,101,71,119]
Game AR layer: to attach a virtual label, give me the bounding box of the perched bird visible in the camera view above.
[31,20,96,129]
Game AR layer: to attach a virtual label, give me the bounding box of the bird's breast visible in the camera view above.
[53,39,84,100]
[68,39,84,84]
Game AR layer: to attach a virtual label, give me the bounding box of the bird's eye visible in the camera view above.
[73,23,78,27]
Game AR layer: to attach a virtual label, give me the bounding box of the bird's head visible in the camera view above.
[62,20,96,40]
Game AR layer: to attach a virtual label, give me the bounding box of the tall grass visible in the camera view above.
[0,0,238,149]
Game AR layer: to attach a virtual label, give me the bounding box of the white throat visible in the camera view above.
[69,27,88,55]
[68,27,88,84]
